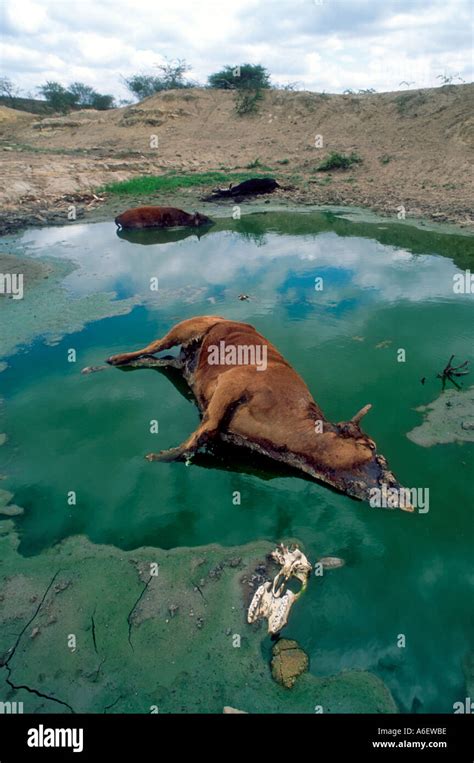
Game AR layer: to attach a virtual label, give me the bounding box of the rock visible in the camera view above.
[317,556,345,569]
[461,420,474,431]
[0,504,24,517]
[30,627,40,639]
[0,433,7,446]
[54,580,71,594]
[168,604,179,618]
[271,639,309,688]
[223,706,247,714]
[208,563,224,579]
[0,488,14,509]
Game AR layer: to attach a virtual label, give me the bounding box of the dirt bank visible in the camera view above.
[0,84,473,233]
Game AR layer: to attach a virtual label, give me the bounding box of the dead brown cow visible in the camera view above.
[106,316,411,507]
[115,206,213,230]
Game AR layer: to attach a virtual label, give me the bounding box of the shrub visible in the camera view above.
[234,87,264,116]
[69,82,115,110]
[38,81,116,112]
[395,92,427,115]
[38,82,78,113]
[317,151,362,171]
[208,64,270,90]
[124,60,194,100]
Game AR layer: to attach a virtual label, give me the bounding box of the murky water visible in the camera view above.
[1,211,473,712]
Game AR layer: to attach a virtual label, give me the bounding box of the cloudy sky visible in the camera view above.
[1,0,472,100]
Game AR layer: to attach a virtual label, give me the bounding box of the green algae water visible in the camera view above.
[0,210,473,713]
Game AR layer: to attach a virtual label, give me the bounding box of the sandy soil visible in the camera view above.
[0,84,473,233]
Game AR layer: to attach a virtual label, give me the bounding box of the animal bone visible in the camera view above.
[247,545,312,634]
[80,365,108,375]
[271,544,312,589]
[268,591,297,634]
[248,582,297,635]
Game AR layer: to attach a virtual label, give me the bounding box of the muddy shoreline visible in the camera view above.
[1,184,473,238]
[1,85,473,235]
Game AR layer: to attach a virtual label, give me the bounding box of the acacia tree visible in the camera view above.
[155,59,192,89]
[0,76,20,103]
[38,82,78,113]
[123,59,194,100]
[122,74,163,99]
[208,64,271,90]
[38,81,115,112]
[68,82,115,110]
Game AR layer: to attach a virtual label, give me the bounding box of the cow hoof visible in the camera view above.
[145,450,176,462]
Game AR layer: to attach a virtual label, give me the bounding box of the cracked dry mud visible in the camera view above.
[0,521,397,713]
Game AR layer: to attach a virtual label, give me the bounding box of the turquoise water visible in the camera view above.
[1,211,473,712]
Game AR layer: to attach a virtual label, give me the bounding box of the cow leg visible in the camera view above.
[145,374,250,463]
[106,316,226,366]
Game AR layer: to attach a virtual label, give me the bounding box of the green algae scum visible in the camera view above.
[0,210,473,713]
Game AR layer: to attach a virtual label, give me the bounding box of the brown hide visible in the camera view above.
[106,316,412,508]
[115,206,212,229]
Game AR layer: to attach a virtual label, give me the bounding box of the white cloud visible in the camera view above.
[19,220,467,310]
[4,0,49,34]
[0,0,472,98]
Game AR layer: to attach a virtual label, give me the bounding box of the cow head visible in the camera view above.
[192,212,214,227]
[299,404,413,508]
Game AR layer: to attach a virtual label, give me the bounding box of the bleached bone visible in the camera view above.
[271,544,312,591]
[247,582,273,622]
[247,545,311,635]
[267,590,296,633]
